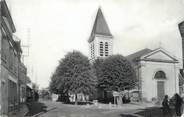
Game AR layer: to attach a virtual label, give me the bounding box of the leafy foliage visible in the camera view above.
[49,51,97,96]
[92,58,104,82]
[97,55,137,91]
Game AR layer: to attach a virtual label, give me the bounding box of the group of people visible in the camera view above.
[162,93,183,116]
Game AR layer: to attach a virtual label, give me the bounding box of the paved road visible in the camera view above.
[25,102,47,116]
[35,101,172,117]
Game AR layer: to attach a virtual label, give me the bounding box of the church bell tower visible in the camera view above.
[88,7,113,61]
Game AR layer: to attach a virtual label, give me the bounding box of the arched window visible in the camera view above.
[154,71,166,79]
[100,42,103,56]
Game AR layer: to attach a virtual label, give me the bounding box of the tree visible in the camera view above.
[92,58,104,99]
[40,88,51,100]
[49,51,97,104]
[98,55,136,91]
[93,58,104,80]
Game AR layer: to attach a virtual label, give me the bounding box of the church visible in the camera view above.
[88,7,181,102]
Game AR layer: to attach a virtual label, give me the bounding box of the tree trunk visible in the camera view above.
[118,95,122,105]
[117,89,122,105]
[75,94,78,105]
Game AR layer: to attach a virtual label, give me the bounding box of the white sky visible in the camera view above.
[7,0,184,88]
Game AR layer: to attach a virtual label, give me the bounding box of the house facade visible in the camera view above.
[19,62,27,103]
[0,0,29,115]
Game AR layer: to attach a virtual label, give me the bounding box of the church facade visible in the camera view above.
[88,8,181,102]
[127,48,180,101]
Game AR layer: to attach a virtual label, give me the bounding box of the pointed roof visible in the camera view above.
[88,7,112,43]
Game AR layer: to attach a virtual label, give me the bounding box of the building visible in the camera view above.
[0,0,29,115]
[178,21,184,95]
[127,48,180,102]
[179,21,184,69]
[88,7,113,61]
[88,7,114,100]
[88,7,181,103]
[19,62,27,103]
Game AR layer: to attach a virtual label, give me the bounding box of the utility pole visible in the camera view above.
[17,41,21,111]
[21,28,30,63]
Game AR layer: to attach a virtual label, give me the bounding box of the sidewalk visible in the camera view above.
[8,104,29,117]
[24,102,47,117]
[7,102,47,117]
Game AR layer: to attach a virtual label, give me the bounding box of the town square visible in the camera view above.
[1,0,184,117]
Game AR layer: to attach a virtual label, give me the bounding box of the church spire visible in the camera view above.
[88,7,112,43]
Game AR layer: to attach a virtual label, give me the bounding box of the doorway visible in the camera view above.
[157,81,165,101]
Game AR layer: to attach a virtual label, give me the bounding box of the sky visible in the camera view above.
[7,0,184,88]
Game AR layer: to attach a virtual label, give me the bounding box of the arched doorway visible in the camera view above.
[154,71,166,101]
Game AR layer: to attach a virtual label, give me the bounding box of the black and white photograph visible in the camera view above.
[1,0,184,116]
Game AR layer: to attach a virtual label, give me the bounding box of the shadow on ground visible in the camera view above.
[120,114,138,117]
[119,107,174,117]
[135,107,174,117]
[25,102,47,116]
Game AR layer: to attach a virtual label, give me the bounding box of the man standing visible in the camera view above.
[174,93,183,116]
[162,95,171,115]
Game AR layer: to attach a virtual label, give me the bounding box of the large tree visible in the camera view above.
[93,58,104,82]
[49,51,96,104]
[98,55,136,91]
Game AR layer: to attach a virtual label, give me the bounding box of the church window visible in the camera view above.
[91,44,93,58]
[105,42,108,56]
[92,43,95,57]
[91,43,95,59]
[100,42,103,56]
[154,71,166,79]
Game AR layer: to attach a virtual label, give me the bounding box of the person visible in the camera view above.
[35,91,39,102]
[122,95,126,103]
[162,95,171,115]
[174,93,183,116]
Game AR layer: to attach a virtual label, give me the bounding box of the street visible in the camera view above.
[25,100,170,117]
[1,1,184,117]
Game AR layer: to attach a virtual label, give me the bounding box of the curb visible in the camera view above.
[32,112,45,117]
[23,111,29,117]
[24,111,45,117]
[24,107,57,117]
[33,107,57,117]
